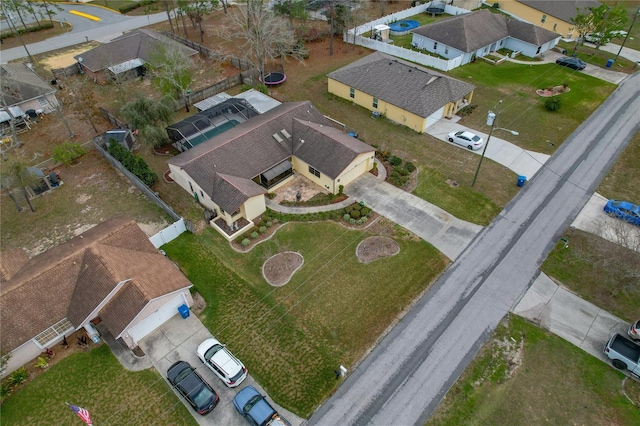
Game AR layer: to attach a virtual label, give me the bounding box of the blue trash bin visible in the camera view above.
[178,304,190,319]
[606,59,614,68]
[517,176,527,187]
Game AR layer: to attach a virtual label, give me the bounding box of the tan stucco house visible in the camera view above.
[0,217,194,377]
[497,0,601,39]
[327,52,476,133]
[167,101,376,240]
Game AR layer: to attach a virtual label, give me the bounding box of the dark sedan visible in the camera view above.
[167,360,219,415]
[555,56,586,70]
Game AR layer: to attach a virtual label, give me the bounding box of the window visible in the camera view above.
[541,14,546,23]
[372,98,378,108]
[34,318,74,348]
[536,46,541,54]
[553,23,557,32]
[444,46,449,54]
[349,88,355,99]
[38,97,48,107]
[188,181,194,192]
[308,166,320,178]
[500,40,504,46]
[200,190,204,198]
[433,41,438,50]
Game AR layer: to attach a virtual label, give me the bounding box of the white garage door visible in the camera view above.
[128,294,187,344]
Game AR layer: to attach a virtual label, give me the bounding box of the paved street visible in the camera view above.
[309,72,640,426]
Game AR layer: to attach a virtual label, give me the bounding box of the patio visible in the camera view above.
[269,173,329,205]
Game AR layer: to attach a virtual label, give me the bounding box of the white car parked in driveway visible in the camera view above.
[447,130,484,150]
[197,337,248,387]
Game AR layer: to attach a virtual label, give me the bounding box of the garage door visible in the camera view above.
[128,294,187,344]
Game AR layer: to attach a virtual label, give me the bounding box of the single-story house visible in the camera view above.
[74,29,199,84]
[327,52,476,133]
[0,216,194,377]
[0,63,59,129]
[411,9,561,65]
[496,0,601,39]
[167,101,376,240]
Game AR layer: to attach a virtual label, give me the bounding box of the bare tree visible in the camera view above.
[148,43,197,112]
[0,153,41,212]
[182,0,219,42]
[64,75,100,133]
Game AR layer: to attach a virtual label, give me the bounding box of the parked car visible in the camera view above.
[603,200,640,226]
[233,385,291,426]
[196,337,248,387]
[447,130,484,150]
[167,360,219,415]
[583,33,608,45]
[555,56,587,70]
[629,319,640,341]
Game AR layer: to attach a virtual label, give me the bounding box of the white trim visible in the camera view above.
[76,279,132,328]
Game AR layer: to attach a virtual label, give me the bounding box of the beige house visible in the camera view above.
[0,217,194,377]
[168,101,376,241]
[497,0,601,39]
[327,52,476,133]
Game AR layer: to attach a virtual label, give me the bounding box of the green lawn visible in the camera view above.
[427,315,640,425]
[162,220,448,417]
[447,61,616,154]
[598,131,640,202]
[0,345,196,426]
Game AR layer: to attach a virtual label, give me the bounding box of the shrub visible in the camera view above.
[9,368,27,386]
[35,357,49,369]
[349,218,356,225]
[380,150,391,161]
[108,139,157,186]
[345,205,353,213]
[350,209,361,219]
[251,231,259,239]
[53,142,87,166]
[405,162,416,172]
[338,185,344,196]
[241,238,250,247]
[259,226,267,233]
[389,156,402,166]
[545,97,561,112]
[0,382,10,398]
[266,221,273,227]
[352,203,361,211]
[361,207,371,216]
[343,213,351,221]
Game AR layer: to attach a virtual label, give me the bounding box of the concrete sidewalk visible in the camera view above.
[513,272,635,377]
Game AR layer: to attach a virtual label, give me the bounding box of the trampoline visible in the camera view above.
[425,0,446,16]
[260,72,287,85]
[388,20,420,36]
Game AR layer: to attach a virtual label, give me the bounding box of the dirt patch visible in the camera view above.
[262,251,304,286]
[356,236,400,263]
[191,291,208,317]
[40,45,98,70]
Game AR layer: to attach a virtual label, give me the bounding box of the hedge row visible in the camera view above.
[108,138,157,186]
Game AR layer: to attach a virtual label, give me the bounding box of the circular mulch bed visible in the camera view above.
[356,236,400,263]
[262,251,304,286]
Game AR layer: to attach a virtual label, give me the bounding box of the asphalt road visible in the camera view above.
[309,73,640,425]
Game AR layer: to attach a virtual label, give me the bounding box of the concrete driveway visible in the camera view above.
[512,272,634,377]
[139,314,303,426]
[345,173,482,260]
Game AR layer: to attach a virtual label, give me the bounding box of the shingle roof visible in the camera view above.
[412,9,559,54]
[169,101,371,213]
[73,29,198,72]
[519,0,601,23]
[0,216,193,352]
[327,52,475,118]
[292,119,374,179]
[1,63,56,108]
[0,247,29,281]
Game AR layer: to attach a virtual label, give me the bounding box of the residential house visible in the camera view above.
[0,216,194,376]
[1,63,59,132]
[496,0,602,39]
[74,29,199,84]
[326,52,476,133]
[167,101,376,240]
[411,9,561,66]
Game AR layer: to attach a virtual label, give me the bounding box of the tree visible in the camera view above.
[226,1,304,81]
[325,1,351,55]
[1,155,41,212]
[120,96,176,147]
[148,44,197,112]
[64,75,100,133]
[52,142,87,166]
[272,0,309,29]
[571,4,628,52]
[182,0,218,42]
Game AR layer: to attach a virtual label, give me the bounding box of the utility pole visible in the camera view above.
[614,6,639,63]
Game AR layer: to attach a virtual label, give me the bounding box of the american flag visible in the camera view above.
[66,403,93,425]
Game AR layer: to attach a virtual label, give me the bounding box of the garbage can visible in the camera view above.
[517,176,527,187]
[606,59,614,68]
[178,304,190,319]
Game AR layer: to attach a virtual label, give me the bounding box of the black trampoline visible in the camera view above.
[260,72,287,85]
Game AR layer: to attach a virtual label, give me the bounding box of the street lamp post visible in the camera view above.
[614,6,640,63]
[471,111,496,187]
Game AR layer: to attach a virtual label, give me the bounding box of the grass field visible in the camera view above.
[162,219,448,417]
[0,345,197,426]
[427,315,640,426]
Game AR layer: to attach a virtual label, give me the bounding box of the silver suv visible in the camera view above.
[629,320,640,341]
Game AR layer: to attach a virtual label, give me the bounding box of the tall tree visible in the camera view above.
[272,0,309,29]
[64,75,100,133]
[183,0,219,42]
[148,44,196,112]
[1,155,40,212]
[120,96,176,147]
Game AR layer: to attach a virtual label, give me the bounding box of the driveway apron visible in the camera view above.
[345,173,482,260]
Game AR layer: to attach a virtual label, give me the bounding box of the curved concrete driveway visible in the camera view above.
[345,173,482,260]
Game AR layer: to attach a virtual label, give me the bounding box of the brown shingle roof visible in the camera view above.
[292,120,374,179]
[519,0,601,23]
[1,63,56,108]
[0,216,193,352]
[0,247,29,281]
[327,52,475,118]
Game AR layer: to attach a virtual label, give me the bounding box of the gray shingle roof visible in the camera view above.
[326,52,475,118]
[292,119,374,179]
[73,29,198,72]
[519,0,601,23]
[506,17,562,45]
[1,63,56,107]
